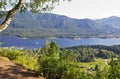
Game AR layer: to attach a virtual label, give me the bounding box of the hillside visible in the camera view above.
[0,11,120,38]
[0,58,44,79]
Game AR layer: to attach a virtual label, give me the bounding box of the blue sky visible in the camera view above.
[52,0,120,19]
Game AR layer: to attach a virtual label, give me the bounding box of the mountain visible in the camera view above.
[97,16,120,29]
[0,11,120,38]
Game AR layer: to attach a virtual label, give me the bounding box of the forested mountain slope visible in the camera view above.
[0,11,120,38]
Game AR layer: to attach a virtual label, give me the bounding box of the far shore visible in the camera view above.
[1,35,120,40]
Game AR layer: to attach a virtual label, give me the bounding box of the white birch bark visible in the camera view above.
[0,0,24,32]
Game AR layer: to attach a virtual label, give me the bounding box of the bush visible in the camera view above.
[0,48,23,60]
[15,54,39,70]
[39,57,59,79]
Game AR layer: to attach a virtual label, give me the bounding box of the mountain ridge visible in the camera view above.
[0,11,120,38]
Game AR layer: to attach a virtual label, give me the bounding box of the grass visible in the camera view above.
[0,56,10,61]
[78,58,112,71]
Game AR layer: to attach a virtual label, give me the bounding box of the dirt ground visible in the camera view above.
[0,58,45,79]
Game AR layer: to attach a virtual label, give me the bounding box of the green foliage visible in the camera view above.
[107,58,120,79]
[78,48,96,62]
[94,64,104,79]
[15,53,39,70]
[97,49,114,59]
[38,42,120,78]
[0,0,70,13]
[39,57,60,79]
[64,45,118,62]
[62,48,96,62]
[60,50,78,62]
[40,41,59,59]
[94,64,99,71]
[0,48,23,60]
[49,41,59,59]
[38,41,88,79]
[59,62,93,79]
[38,41,60,78]
[93,58,120,79]
[0,48,39,70]
[1,43,120,79]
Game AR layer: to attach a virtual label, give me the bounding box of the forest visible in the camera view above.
[1,12,120,38]
[63,45,120,62]
[0,42,120,79]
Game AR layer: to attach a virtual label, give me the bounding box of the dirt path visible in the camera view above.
[0,58,45,79]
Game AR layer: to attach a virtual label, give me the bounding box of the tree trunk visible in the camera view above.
[0,0,24,32]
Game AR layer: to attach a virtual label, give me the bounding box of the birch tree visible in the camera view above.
[0,0,70,32]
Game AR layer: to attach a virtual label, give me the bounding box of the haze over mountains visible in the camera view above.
[0,11,120,38]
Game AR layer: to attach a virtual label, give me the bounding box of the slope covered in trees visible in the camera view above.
[0,12,120,38]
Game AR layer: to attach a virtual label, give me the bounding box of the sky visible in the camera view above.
[52,0,120,19]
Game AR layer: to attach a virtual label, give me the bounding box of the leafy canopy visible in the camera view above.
[0,0,70,12]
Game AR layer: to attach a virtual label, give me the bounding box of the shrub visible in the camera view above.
[0,48,23,60]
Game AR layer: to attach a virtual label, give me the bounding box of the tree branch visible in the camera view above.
[0,0,24,32]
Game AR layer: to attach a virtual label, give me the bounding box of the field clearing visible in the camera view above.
[78,58,112,71]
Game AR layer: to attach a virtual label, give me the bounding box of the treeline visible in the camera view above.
[1,42,120,79]
[62,45,120,62]
[64,45,120,54]
[1,28,82,38]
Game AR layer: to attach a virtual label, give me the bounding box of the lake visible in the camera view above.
[0,36,120,49]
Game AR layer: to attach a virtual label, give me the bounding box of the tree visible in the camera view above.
[97,49,114,59]
[78,48,96,62]
[38,41,60,78]
[0,0,70,32]
[60,50,78,62]
[38,42,84,79]
[40,41,59,59]
[108,57,120,79]
[49,41,59,59]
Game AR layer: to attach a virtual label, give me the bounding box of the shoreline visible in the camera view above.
[1,35,120,40]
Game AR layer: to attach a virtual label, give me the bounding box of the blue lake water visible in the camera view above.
[0,36,120,49]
